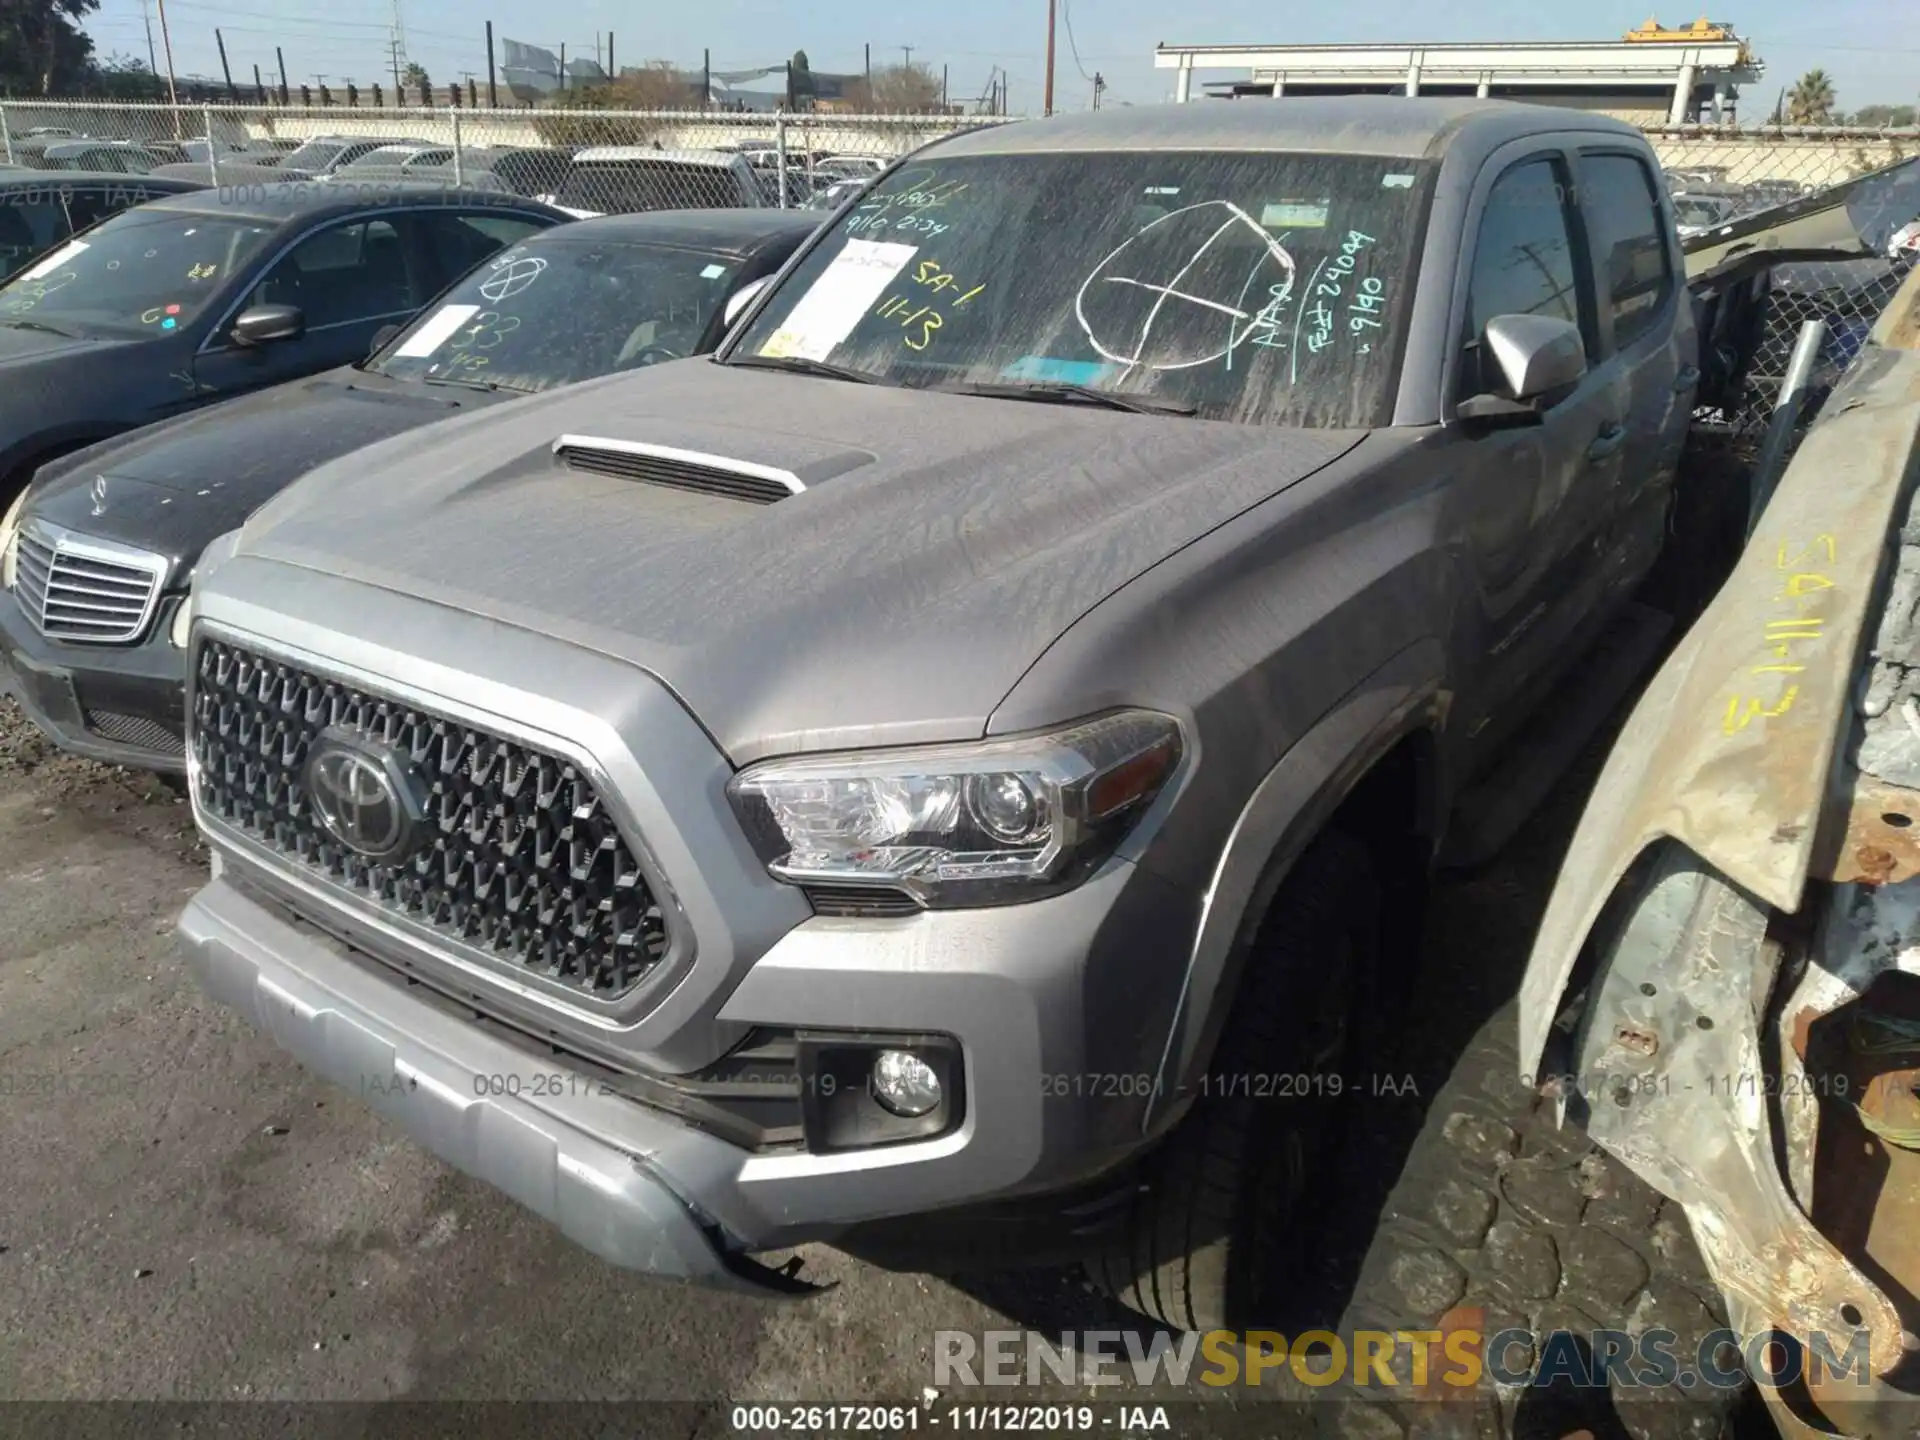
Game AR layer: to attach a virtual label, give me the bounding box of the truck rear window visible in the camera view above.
[733,149,1436,428]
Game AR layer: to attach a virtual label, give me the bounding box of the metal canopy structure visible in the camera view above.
[1154,35,1762,123]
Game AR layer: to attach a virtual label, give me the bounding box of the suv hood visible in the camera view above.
[232,361,1365,762]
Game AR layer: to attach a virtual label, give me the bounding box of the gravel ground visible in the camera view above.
[0,694,1747,1434]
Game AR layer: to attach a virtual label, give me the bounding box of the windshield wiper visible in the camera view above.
[0,317,82,339]
[418,374,533,395]
[939,380,1196,417]
[725,353,878,385]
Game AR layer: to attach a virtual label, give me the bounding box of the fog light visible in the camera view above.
[871,1049,941,1117]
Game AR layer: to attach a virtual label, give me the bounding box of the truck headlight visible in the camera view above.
[726,710,1183,908]
[0,488,32,591]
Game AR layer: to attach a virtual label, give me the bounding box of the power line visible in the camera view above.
[1061,0,1094,83]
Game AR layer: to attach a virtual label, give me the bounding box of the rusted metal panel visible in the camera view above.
[1519,260,1920,1084]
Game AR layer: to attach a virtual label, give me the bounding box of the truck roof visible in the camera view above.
[931,96,1649,161]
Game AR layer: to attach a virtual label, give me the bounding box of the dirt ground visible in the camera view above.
[0,694,1754,1436]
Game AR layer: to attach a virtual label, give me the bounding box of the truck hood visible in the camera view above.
[28,370,470,570]
[233,360,1365,762]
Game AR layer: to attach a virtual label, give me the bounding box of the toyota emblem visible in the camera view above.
[303,729,424,863]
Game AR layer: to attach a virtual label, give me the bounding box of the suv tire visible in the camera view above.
[1091,829,1381,1332]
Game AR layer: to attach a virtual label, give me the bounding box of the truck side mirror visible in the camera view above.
[1457,313,1587,425]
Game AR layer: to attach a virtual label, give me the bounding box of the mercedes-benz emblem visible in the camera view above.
[303,729,424,863]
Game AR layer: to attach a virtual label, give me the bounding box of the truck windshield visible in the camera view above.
[731,150,1436,427]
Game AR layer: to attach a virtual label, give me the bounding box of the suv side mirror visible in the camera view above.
[1457,314,1587,425]
[724,276,773,329]
[231,303,305,348]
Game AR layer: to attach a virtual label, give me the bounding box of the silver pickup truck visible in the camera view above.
[171,98,1700,1338]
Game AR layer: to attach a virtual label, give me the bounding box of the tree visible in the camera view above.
[1786,69,1837,125]
[1,0,99,96]
[402,61,430,89]
[849,62,943,114]
[1852,103,1918,129]
[86,52,168,100]
[532,62,691,145]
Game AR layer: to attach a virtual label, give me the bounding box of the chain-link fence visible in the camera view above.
[0,100,1007,216]
[4,100,1914,220]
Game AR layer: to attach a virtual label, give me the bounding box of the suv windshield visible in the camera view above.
[555,161,746,213]
[366,236,741,392]
[279,139,350,172]
[733,150,1435,427]
[0,208,274,336]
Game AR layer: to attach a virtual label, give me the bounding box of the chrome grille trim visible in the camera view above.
[15,519,167,644]
[188,632,682,1011]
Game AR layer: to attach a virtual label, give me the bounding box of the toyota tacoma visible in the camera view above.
[170,99,1703,1334]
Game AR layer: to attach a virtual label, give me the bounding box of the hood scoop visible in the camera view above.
[553,435,803,506]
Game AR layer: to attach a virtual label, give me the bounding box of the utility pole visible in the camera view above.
[388,37,404,96]
[139,0,158,75]
[902,45,914,68]
[215,28,236,100]
[155,0,181,112]
[942,64,949,111]
[485,20,497,107]
[252,62,263,101]
[277,46,290,105]
[1092,71,1105,111]
[607,33,615,78]
[1043,0,1057,116]
[703,48,711,109]
[864,43,871,96]
[558,42,566,92]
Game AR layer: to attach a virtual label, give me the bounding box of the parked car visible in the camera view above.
[336,142,456,174]
[803,176,872,212]
[0,182,566,507]
[172,98,1710,1357]
[0,208,818,774]
[37,140,154,176]
[151,134,413,190]
[546,148,766,217]
[0,171,205,282]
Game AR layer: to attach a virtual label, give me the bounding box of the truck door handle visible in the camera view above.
[1587,423,1627,463]
[1673,364,1701,392]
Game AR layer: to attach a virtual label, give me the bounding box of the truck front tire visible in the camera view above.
[1091,829,1382,1332]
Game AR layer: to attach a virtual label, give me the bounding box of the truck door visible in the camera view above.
[1446,153,1626,756]
[1574,149,1697,604]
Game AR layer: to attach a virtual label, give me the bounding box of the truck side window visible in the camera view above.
[1459,159,1582,399]
[1576,153,1673,351]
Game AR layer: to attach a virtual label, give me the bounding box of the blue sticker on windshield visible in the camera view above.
[1000,356,1117,385]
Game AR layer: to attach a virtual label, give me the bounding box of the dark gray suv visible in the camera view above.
[173,99,1698,1331]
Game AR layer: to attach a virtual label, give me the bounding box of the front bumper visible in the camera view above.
[181,869,775,1290]
[0,586,188,773]
[181,852,1196,1283]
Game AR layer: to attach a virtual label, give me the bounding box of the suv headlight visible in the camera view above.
[0,488,32,591]
[169,598,192,648]
[726,710,1183,908]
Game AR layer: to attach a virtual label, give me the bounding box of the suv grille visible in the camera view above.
[15,521,167,644]
[190,639,671,1000]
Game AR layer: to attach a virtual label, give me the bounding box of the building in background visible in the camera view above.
[1155,19,1761,124]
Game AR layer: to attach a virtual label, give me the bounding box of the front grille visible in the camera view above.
[84,708,185,757]
[15,521,167,644]
[191,639,671,1001]
[553,435,799,505]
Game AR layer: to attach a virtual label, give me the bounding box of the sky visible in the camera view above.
[83,0,1918,113]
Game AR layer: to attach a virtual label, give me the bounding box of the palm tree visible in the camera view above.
[1786,69,1836,125]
